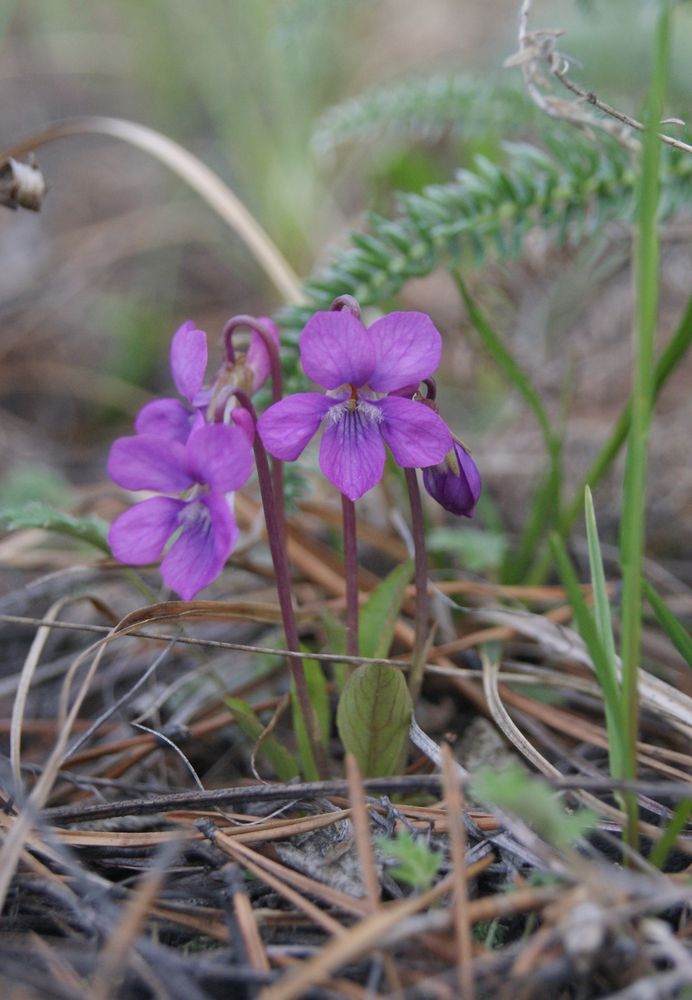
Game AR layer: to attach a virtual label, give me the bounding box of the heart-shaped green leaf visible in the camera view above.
[336,663,412,777]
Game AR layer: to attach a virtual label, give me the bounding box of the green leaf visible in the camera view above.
[0,502,111,554]
[643,580,692,668]
[225,697,299,781]
[471,763,596,850]
[376,829,443,890]
[291,656,331,781]
[359,560,414,659]
[336,664,412,777]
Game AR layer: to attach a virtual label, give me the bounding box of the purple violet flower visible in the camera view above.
[422,440,481,517]
[256,310,454,501]
[107,423,253,600]
[134,321,209,444]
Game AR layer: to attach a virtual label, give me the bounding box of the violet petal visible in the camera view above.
[257,392,334,460]
[185,423,254,493]
[170,321,208,403]
[135,398,193,443]
[377,396,453,467]
[108,496,184,564]
[367,312,442,392]
[107,434,192,493]
[300,311,375,389]
[160,492,237,600]
[319,403,386,500]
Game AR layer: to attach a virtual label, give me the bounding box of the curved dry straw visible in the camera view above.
[2,116,304,306]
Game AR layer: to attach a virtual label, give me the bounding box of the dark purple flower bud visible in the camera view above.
[422,440,481,517]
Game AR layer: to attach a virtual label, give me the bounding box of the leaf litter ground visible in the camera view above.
[0,489,690,1000]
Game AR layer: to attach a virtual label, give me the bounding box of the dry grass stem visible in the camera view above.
[441,743,476,1000]
[1,117,304,304]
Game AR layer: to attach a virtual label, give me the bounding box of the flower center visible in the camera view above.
[327,388,383,427]
[178,497,211,531]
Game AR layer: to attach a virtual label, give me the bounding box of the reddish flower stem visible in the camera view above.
[222,314,285,527]
[404,467,430,702]
[341,495,360,659]
[233,389,328,778]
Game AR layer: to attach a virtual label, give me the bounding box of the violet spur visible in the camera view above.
[257,310,453,500]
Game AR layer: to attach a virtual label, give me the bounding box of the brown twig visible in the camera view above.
[507,0,692,155]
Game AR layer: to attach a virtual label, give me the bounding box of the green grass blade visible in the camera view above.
[359,560,414,659]
[559,294,692,538]
[224,697,299,781]
[649,798,692,870]
[291,656,331,781]
[583,487,623,778]
[453,270,555,451]
[550,533,625,774]
[584,488,618,668]
[453,269,562,583]
[504,453,561,584]
[643,580,692,668]
[619,2,671,825]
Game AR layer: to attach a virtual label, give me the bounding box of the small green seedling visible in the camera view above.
[471,764,596,851]
[377,829,443,891]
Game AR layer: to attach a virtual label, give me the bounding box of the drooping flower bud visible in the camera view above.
[422,440,481,517]
[211,316,281,422]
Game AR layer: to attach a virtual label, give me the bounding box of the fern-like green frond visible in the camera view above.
[280,131,691,363]
[311,73,539,160]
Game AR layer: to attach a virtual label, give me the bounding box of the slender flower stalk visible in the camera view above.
[232,389,328,777]
[341,495,360,659]
[221,314,285,521]
[404,467,430,701]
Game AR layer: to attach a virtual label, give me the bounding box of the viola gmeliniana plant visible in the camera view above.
[108,299,480,777]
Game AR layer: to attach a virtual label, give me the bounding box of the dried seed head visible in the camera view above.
[0,156,47,211]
